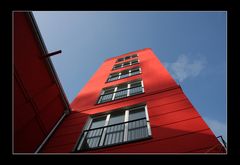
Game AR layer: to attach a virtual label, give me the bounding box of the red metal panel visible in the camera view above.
[43,48,225,153]
[147,99,192,116]
[85,129,221,153]
[14,13,53,97]
[42,131,79,149]
[14,119,45,152]
[33,84,60,111]
[14,101,36,133]
[59,116,87,127]
[149,107,200,126]
[53,123,84,137]
[38,97,65,132]
[150,117,209,140]
[70,48,177,110]
[40,111,87,152]
[188,145,226,153]
[41,143,76,153]
[14,76,27,108]
[14,12,68,153]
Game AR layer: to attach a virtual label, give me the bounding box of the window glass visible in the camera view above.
[108,111,125,125]
[116,58,124,62]
[114,64,122,69]
[115,90,128,99]
[131,68,140,76]
[99,80,143,103]
[115,84,128,99]
[120,70,129,79]
[117,84,128,91]
[125,56,131,60]
[108,76,118,82]
[129,87,143,96]
[103,87,115,95]
[107,67,140,83]
[123,61,130,66]
[131,67,139,72]
[99,94,113,103]
[110,72,119,77]
[105,110,125,146]
[129,81,143,96]
[108,73,119,82]
[119,74,129,79]
[130,81,142,88]
[90,116,106,129]
[131,54,138,58]
[131,59,138,64]
[113,59,139,70]
[129,107,146,121]
[77,105,150,151]
[116,54,137,63]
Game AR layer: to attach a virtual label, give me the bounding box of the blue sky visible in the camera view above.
[33,11,227,143]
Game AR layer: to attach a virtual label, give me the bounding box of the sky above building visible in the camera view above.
[33,11,227,143]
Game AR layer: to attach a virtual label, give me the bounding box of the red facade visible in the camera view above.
[14,12,70,153]
[42,48,225,153]
[14,12,226,153]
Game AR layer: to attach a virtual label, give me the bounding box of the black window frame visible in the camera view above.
[107,66,141,83]
[115,54,138,63]
[113,59,139,70]
[74,104,152,152]
[97,79,144,104]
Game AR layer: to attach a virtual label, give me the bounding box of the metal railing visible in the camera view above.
[204,135,227,153]
[217,135,227,149]
[79,117,149,151]
[98,86,143,103]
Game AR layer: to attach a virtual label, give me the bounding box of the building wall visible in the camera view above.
[14,12,68,153]
[70,48,177,110]
[41,48,225,153]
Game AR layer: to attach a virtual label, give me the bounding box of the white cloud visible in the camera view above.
[204,117,227,143]
[163,54,206,82]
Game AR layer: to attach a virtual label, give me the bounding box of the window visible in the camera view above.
[98,79,144,104]
[125,56,131,60]
[75,104,151,151]
[123,61,130,67]
[116,58,124,63]
[108,72,119,82]
[113,59,139,70]
[130,67,141,76]
[113,63,122,70]
[131,54,138,58]
[131,59,139,65]
[115,54,138,63]
[119,70,129,79]
[107,67,141,82]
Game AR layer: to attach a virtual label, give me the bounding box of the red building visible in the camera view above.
[14,12,226,154]
[14,12,70,153]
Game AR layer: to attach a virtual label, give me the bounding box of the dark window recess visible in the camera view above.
[116,58,124,63]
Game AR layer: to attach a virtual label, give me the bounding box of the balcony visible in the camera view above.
[78,118,150,151]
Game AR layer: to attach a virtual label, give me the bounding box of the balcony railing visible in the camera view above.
[98,86,144,104]
[78,118,149,151]
[115,90,128,99]
[100,93,113,103]
[129,86,143,96]
[217,135,227,149]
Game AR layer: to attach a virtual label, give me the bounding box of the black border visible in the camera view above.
[3,0,240,163]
